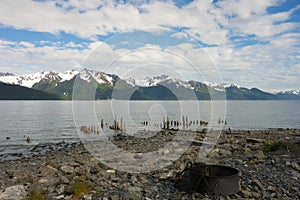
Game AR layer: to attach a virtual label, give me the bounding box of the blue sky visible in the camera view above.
[0,0,299,91]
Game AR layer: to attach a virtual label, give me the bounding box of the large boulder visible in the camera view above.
[0,185,26,200]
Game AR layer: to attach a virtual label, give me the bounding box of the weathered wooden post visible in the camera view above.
[120,116,123,131]
[166,116,170,130]
[101,119,104,129]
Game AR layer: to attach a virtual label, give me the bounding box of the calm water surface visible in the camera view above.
[0,100,299,159]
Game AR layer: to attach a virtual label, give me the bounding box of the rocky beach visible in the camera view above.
[0,129,299,200]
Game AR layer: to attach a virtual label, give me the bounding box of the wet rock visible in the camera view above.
[0,185,26,200]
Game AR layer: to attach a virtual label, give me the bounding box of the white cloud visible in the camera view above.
[217,0,298,39]
[0,39,88,74]
[0,0,297,46]
[0,0,227,44]
[0,0,299,91]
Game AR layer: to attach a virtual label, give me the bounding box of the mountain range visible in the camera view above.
[0,69,299,100]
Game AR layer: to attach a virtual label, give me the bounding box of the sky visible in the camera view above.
[0,0,299,92]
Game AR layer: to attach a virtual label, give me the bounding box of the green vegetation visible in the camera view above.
[263,141,285,152]
[263,140,299,153]
[0,82,62,100]
[27,184,45,200]
[73,177,89,200]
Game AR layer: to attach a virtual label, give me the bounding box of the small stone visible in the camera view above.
[54,195,65,200]
[291,162,300,171]
[133,153,143,159]
[240,190,251,198]
[38,178,48,184]
[56,185,65,195]
[60,165,74,174]
[130,176,138,183]
[60,176,69,184]
[291,186,298,191]
[267,185,276,191]
[255,151,265,160]
[64,185,74,194]
[253,179,265,191]
[218,148,232,156]
[251,191,261,198]
[271,193,276,197]
[286,161,291,166]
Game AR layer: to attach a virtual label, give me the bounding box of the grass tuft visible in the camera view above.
[73,177,89,199]
[263,140,285,152]
[27,184,45,200]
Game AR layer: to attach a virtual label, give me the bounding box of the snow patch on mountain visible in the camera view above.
[59,70,79,82]
[79,69,116,84]
[160,77,194,89]
[126,75,171,87]
[126,75,194,89]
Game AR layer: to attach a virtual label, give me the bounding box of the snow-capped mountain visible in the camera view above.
[126,75,171,87]
[200,81,241,92]
[79,68,117,85]
[1,68,299,100]
[126,75,194,89]
[278,89,300,96]
[0,68,119,89]
[0,70,79,88]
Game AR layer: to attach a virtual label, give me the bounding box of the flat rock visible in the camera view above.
[0,185,26,200]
